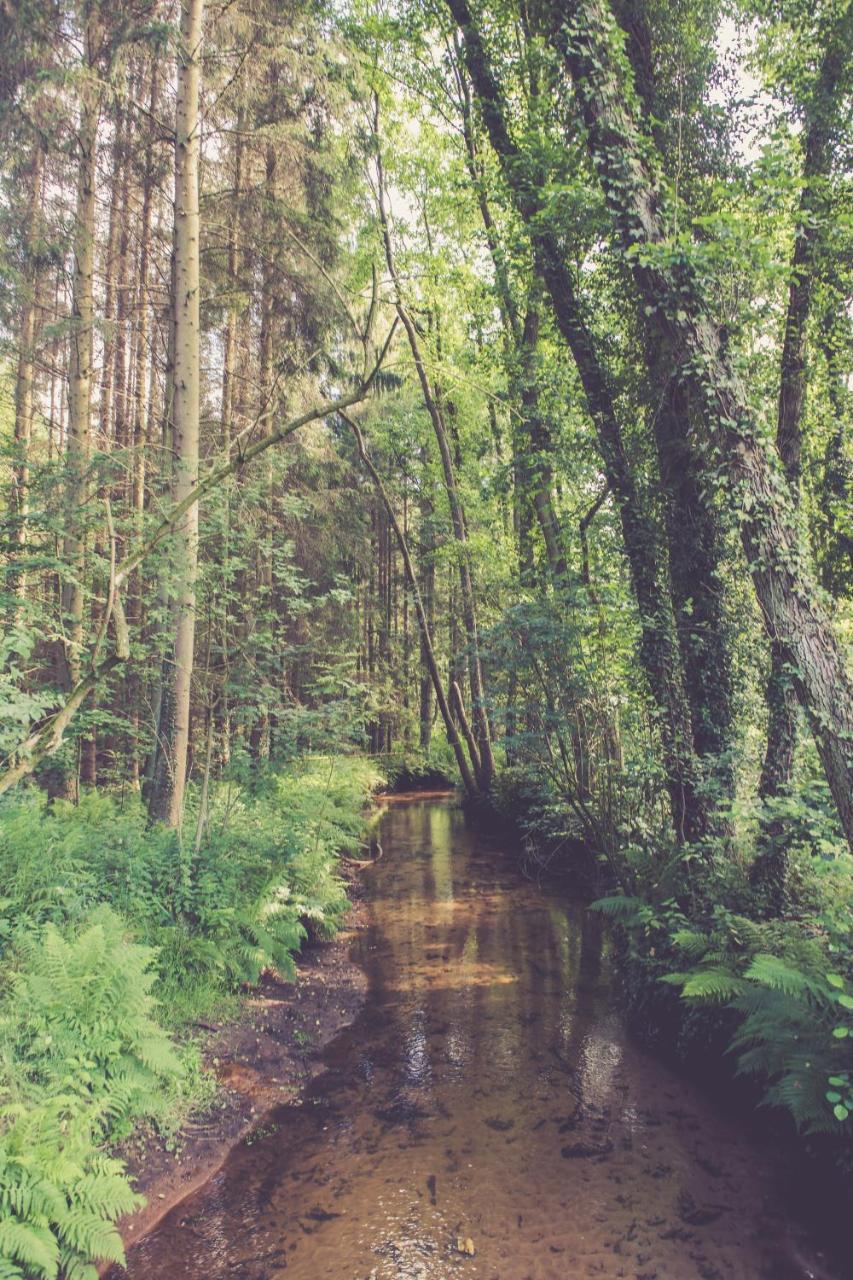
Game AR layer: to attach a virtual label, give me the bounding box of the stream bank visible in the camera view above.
[110,795,843,1279]
[102,864,370,1266]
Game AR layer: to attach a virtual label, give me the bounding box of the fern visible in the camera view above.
[742,954,828,1001]
[0,755,378,1277]
[679,968,750,1002]
[671,929,710,958]
[591,895,652,927]
[0,1222,58,1278]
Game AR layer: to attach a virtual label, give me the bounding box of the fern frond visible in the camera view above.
[680,968,750,1002]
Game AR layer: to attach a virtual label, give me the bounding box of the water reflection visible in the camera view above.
[117,797,834,1280]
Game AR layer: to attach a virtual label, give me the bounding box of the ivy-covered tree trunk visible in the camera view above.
[649,351,734,800]
[148,0,203,827]
[609,1,736,804]
[547,0,853,847]
[758,32,847,810]
[817,305,852,599]
[750,32,849,896]
[446,0,707,843]
[514,287,569,585]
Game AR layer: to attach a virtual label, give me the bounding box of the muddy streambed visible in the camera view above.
[115,795,840,1279]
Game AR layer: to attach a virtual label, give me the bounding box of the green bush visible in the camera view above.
[0,753,381,1278]
[595,879,853,1147]
[0,909,182,1279]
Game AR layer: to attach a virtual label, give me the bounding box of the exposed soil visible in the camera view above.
[101,864,371,1270]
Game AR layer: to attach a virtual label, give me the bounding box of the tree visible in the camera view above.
[542,0,853,845]
[147,0,203,826]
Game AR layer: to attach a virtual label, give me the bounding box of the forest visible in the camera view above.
[0,0,851,1275]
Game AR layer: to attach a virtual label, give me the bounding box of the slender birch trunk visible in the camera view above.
[9,146,45,619]
[148,0,203,827]
[61,8,101,700]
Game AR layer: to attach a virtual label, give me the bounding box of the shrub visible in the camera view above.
[0,753,381,1277]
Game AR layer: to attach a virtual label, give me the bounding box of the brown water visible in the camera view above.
[120,796,840,1280]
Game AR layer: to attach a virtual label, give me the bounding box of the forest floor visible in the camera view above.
[101,863,370,1269]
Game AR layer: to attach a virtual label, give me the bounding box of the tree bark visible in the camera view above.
[61,11,101,697]
[148,0,203,827]
[547,0,853,845]
[650,355,734,794]
[759,34,847,804]
[515,290,569,583]
[8,145,45,618]
[608,4,736,798]
[446,0,705,842]
[418,458,436,751]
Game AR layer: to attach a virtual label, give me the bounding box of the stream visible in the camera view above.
[118,794,842,1279]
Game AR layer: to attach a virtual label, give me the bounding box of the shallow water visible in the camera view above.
[120,796,840,1279]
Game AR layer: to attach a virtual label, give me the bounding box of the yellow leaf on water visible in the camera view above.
[455,1236,476,1256]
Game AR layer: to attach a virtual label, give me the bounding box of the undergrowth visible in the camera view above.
[493,758,853,1170]
[0,754,381,1278]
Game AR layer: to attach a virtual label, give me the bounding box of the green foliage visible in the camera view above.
[0,755,379,1277]
[0,755,381,1021]
[0,910,172,1278]
[380,746,457,791]
[2,909,182,1129]
[595,878,853,1145]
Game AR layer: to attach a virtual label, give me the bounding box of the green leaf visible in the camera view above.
[833,1104,849,1122]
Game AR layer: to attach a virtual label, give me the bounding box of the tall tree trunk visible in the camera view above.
[221,114,244,453]
[250,140,277,762]
[457,54,567,586]
[98,97,128,450]
[418,459,436,751]
[446,0,705,841]
[346,416,478,794]
[759,34,847,806]
[126,61,161,787]
[817,306,852,599]
[148,0,203,827]
[750,35,848,892]
[650,353,734,798]
[8,145,45,618]
[58,9,102,806]
[374,101,494,790]
[545,0,853,845]
[515,287,569,583]
[215,113,244,765]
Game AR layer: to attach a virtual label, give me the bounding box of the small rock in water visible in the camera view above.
[560,1139,614,1159]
